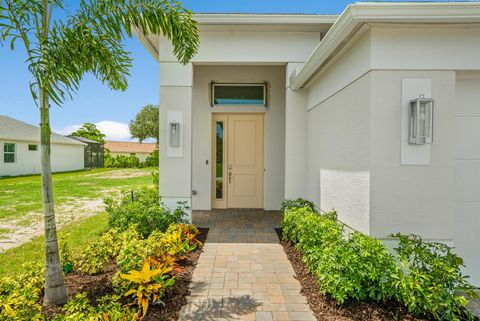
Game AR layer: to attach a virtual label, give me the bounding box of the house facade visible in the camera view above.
[0,115,85,176]
[104,141,156,162]
[136,2,480,285]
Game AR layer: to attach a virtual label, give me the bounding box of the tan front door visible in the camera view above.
[212,114,264,209]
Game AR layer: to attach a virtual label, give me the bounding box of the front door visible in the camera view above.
[212,114,264,209]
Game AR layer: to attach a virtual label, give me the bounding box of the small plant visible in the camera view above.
[0,264,45,321]
[121,259,175,317]
[60,234,74,274]
[280,198,316,212]
[105,188,187,238]
[391,233,477,320]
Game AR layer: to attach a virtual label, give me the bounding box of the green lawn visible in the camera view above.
[0,167,154,220]
[0,212,108,275]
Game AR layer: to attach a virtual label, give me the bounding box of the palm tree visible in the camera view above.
[0,0,198,306]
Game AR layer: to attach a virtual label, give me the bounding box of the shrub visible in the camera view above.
[121,258,175,317]
[105,188,187,238]
[283,206,397,304]
[391,233,477,320]
[281,199,477,320]
[77,227,139,275]
[280,198,316,212]
[104,152,142,168]
[52,293,138,321]
[0,263,44,321]
[145,148,159,167]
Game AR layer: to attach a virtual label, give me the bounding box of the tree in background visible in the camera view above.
[0,0,198,306]
[71,122,106,143]
[129,104,159,143]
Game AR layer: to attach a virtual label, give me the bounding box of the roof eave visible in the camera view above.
[193,13,339,25]
[133,27,159,62]
[290,2,480,90]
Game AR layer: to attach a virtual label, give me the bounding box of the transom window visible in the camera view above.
[211,83,267,106]
[28,144,38,151]
[4,143,15,163]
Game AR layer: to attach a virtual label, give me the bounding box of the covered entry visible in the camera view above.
[212,113,264,209]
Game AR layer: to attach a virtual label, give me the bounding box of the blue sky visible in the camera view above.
[0,0,470,140]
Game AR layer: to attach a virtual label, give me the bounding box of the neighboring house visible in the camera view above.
[0,115,85,176]
[68,136,104,169]
[104,141,156,162]
[136,2,480,285]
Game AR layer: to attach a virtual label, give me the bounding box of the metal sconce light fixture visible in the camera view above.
[169,122,180,147]
[409,95,434,145]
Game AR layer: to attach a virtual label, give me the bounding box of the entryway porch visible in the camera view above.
[179,210,315,321]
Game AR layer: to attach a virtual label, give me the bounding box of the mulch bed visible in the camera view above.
[275,228,427,321]
[42,228,209,321]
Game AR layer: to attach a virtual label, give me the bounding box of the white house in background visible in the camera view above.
[0,115,85,176]
[104,141,156,162]
[136,2,480,285]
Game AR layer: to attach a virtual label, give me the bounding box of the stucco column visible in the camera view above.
[285,63,308,199]
[159,62,193,221]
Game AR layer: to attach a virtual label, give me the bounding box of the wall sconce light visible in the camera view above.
[169,122,180,147]
[409,95,434,145]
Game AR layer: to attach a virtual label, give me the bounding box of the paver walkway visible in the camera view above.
[179,210,316,321]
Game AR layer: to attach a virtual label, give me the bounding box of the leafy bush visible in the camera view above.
[52,293,138,321]
[105,188,187,238]
[283,206,396,304]
[104,152,142,168]
[0,263,44,321]
[391,233,477,320]
[121,259,175,317]
[281,200,477,320]
[280,198,316,212]
[77,228,124,275]
[145,148,159,167]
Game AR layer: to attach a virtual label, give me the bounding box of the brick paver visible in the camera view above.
[179,210,316,321]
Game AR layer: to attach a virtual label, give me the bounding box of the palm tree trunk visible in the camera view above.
[40,88,67,306]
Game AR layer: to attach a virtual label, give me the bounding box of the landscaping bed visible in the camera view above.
[279,199,478,321]
[276,228,424,321]
[42,228,208,320]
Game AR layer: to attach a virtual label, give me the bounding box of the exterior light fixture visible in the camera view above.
[409,95,433,145]
[169,122,180,147]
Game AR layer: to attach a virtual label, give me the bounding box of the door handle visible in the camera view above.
[228,171,232,183]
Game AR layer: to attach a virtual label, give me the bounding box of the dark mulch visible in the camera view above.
[275,228,426,321]
[42,227,209,321]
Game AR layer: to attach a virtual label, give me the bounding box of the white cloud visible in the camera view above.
[54,120,132,142]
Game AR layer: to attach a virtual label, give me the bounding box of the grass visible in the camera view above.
[0,167,154,220]
[0,212,109,275]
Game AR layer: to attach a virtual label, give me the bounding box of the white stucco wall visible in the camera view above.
[0,141,84,176]
[369,70,456,240]
[191,65,286,210]
[307,74,371,233]
[454,74,480,286]
[159,30,324,64]
[302,23,479,284]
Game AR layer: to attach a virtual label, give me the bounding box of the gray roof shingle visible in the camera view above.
[0,115,85,146]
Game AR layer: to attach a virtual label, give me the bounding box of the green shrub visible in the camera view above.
[281,199,477,320]
[280,198,316,212]
[52,293,138,321]
[105,188,187,238]
[391,233,477,320]
[104,152,142,168]
[145,148,159,167]
[315,232,397,303]
[283,206,397,304]
[0,263,44,321]
[77,228,125,275]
